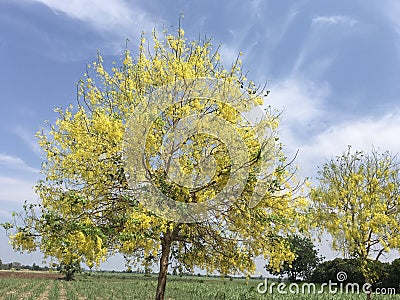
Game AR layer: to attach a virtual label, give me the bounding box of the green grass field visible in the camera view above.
[0,271,398,300]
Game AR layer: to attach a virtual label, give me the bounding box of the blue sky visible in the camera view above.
[1,0,400,270]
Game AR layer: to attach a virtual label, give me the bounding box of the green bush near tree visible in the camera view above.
[309,258,400,293]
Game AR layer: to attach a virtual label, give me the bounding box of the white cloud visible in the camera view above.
[261,77,330,176]
[267,77,329,128]
[0,154,38,173]
[264,76,400,181]
[0,176,37,204]
[0,154,40,207]
[29,0,158,38]
[219,45,240,68]
[0,208,14,220]
[308,112,400,154]
[312,15,358,27]
[297,111,400,178]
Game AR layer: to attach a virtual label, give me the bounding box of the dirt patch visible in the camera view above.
[0,270,63,280]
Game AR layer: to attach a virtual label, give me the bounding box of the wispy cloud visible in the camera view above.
[249,0,263,18]
[312,15,358,27]
[291,14,358,76]
[0,154,38,174]
[14,127,41,156]
[376,0,400,35]
[267,8,299,47]
[28,0,159,38]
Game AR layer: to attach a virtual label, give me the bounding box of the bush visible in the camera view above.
[377,258,400,293]
[309,258,399,293]
[309,258,364,284]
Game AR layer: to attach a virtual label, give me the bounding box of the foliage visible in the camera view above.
[389,259,400,289]
[266,235,323,281]
[4,26,307,299]
[378,258,400,293]
[311,147,400,288]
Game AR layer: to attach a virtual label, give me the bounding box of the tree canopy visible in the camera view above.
[311,147,400,298]
[5,27,307,299]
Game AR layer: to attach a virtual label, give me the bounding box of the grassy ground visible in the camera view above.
[0,270,398,299]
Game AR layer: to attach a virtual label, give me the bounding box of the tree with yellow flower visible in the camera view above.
[311,147,400,300]
[4,26,307,300]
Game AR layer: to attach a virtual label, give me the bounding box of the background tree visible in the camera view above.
[311,147,400,299]
[4,27,307,300]
[266,235,322,281]
[384,258,400,292]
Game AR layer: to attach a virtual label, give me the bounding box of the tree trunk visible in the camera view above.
[155,232,172,300]
[366,285,372,300]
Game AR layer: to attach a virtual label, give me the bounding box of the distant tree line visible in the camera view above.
[0,259,49,271]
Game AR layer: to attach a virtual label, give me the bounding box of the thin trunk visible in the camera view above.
[375,247,386,261]
[366,278,372,300]
[155,232,172,300]
[361,259,372,300]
